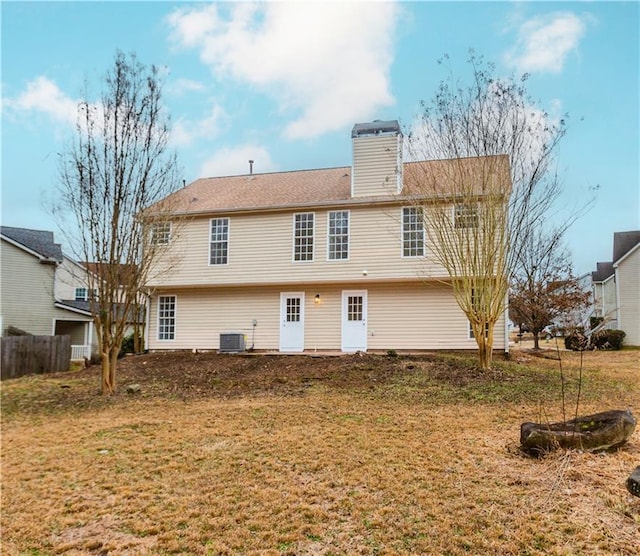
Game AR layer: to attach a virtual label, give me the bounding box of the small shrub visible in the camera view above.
[565,333,588,351]
[590,316,604,330]
[119,333,135,358]
[591,329,626,351]
[386,349,398,358]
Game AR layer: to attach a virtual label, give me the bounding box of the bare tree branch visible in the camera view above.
[55,51,184,394]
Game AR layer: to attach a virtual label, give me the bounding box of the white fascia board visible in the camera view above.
[613,242,640,268]
[54,302,93,317]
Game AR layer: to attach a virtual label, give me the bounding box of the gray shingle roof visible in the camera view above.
[613,231,640,263]
[591,261,614,282]
[0,226,63,262]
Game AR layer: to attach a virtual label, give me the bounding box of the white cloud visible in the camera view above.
[167,2,399,139]
[171,102,226,147]
[167,77,206,96]
[199,144,277,177]
[505,12,589,74]
[405,79,558,172]
[4,76,78,125]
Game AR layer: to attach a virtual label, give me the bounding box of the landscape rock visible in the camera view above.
[126,383,141,394]
[520,409,636,456]
[626,466,640,497]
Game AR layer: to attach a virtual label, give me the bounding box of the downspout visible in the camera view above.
[504,290,510,355]
[144,292,151,352]
[614,266,621,330]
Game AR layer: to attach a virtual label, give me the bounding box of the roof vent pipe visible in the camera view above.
[249,160,254,175]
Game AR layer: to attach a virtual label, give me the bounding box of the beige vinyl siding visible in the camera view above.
[352,135,401,197]
[147,282,506,352]
[616,245,640,346]
[1,240,91,336]
[593,276,617,326]
[148,206,449,288]
[54,256,89,300]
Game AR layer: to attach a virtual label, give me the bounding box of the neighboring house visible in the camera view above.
[0,226,96,359]
[145,120,510,353]
[82,262,146,346]
[591,262,617,328]
[613,231,640,346]
[591,231,640,346]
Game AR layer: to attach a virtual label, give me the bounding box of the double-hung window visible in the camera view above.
[402,207,425,257]
[328,210,349,260]
[210,218,229,265]
[158,295,176,340]
[75,288,88,301]
[454,203,479,229]
[150,222,171,245]
[293,213,314,262]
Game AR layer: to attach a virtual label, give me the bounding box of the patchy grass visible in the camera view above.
[1,350,639,555]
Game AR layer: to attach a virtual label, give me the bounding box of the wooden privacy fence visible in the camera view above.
[1,335,71,380]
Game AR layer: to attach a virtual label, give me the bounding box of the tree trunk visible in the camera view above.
[533,332,540,350]
[109,347,119,393]
[101,351,115,395]
[473,322,495,370]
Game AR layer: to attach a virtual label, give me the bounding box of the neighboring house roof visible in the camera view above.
[591,261,615,282]
[153,155,510,217]
[60,299,144,322]
[613,230,640,264]
[54,301,93,317]
[82,262,137,283]
[0,226,63,262]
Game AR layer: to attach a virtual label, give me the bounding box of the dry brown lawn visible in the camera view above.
[1,348,639,555]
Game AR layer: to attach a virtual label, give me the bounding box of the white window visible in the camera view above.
[286,297,301,323]
[158,295,176,340]
[328,210,349,260]
[454,203,479,229]
[402,207,424,257]
[210,218,229,265]
[293,213,314,262]
[150,222,171,245]
[75,287,88,301]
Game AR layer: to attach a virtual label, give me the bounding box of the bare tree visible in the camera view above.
[405,53,569,369]
[509,230,591,350]
[57,51,182,394]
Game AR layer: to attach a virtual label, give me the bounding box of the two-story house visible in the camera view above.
[147,121,508,352]
[591,231,640,346]
[0,226,96,359]
[145,120,510,353]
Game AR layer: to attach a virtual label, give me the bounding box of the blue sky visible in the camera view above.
[2,1,638,274]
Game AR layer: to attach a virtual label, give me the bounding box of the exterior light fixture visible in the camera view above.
[314,294,321,304]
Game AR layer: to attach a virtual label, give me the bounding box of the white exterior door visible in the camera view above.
[279,292,305,352]
[342,290,367,352]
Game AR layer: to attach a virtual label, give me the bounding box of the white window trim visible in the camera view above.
[75,287,88,301]
[292,212,315,263]
[208,217,230,266]
[327,210,350,262]
[150,221,172,245]
[401,206,425,258]
[157,295,176,341]
[454,203,479,229]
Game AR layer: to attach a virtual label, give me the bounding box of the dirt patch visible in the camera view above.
[2,351,520,412]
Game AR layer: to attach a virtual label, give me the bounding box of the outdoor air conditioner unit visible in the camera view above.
[219,333,246,353]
